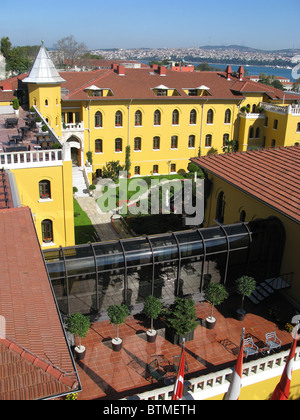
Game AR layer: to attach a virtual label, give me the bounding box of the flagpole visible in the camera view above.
[171,338,186,401]
[224,327,245,400]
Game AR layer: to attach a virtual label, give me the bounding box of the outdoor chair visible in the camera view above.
[147,359,166,382]
[243,337,259,358]
[265,332,282,353]
[173,355,189,374]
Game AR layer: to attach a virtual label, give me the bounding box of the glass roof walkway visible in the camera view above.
[43,217,285,318]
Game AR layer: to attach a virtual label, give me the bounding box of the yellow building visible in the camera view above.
[0,44,75,250]
[17,51,299,181]
[191,145,300,305]
[1,149,75,249]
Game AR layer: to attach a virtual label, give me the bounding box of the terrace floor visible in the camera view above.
[0,107,42,151]
[74,293,295,400]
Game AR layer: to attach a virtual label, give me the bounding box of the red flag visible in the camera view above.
[271,331,298,400]
[172,346,185,400]
[225,338,244,400]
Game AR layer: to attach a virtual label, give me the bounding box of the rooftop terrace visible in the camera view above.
[74,292,297,400]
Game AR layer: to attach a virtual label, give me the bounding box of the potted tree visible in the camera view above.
[107,304,130,352]
[12,98,19,116]
[205,283,229,329]
[235,276,256,321]
[66,313,90,361]
[163,297,198,345]
[143,295,162,343]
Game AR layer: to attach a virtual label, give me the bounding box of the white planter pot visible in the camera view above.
[206,316,216,330]
[74,345,86,360]
[146,329,157,343]
[112,337,123,352]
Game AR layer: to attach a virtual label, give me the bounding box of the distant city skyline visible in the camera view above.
[1,0,299,51]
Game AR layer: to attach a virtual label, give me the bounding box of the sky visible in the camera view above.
[1,0,299,51]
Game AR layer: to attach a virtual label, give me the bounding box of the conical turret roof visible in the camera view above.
[23,42,65,84]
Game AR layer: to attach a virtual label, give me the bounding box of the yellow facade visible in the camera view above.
[11,160,75,249]
[205,368,300,400]
[203,173,300,302]
[27,83,63,138]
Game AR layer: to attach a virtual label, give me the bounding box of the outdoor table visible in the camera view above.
[9,135,22,144]
[19,126,29,137]
[5,118,18,128]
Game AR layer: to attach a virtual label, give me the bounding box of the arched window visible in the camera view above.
[255,128,260,138]
[240,210,246,222]
[45,99,48,107]
[224,109,231,124]
[190,109,197,125]
[153,136,160,150]
[216,191,225,223]
[135,110,142,126]
[188,135,195,148]
[223,133,229,147]
[39,180,51,199]
[154,109,161,125]
[249,127,254,139]
[297,122,300,132]
[42,219,53,243]
[115,138,122,152]
[95,139,103,153]
[172,109,179,125]
[115,111,123,126]
[171,135,178,149]
[95,111,103,128]
[134,137,142,151]
[205,134,212,147]
[207,109,214,124]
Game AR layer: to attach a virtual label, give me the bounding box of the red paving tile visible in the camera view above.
[75,297,294,400]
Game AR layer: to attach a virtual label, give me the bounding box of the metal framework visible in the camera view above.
[43,218,284,317]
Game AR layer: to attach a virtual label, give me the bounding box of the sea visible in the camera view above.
[205,63,295,81]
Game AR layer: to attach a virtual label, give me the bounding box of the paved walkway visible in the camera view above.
[76,196,120,242]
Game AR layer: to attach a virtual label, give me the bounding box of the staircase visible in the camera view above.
[72,167,89,197]
[248,274,293,305]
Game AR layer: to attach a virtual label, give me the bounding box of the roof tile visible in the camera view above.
[192,146,300,223]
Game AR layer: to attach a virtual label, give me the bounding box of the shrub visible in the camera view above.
[163,297,198,336]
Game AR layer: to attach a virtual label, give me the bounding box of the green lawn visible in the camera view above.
[73,198,96,244]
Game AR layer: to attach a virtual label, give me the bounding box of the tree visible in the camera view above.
[54,35,88,68]
[143,296,162,333]
[236,276,256,312]
[205,283,229,320]
[125,145,131,174]
[102,161,125,183]
[0,37,32,74]
[107,304,130,340]
[67,313,90,350]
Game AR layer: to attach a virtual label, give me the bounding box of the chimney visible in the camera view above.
[225,65,232,80]
[151,64,158,70]
[117,65,125,76]
[238,66,244,81]
[158,66,167,76]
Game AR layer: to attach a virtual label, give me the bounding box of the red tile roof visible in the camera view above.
[0,68,298,104]
[59,68,299,102]
[191,146,300,223]
[0,207,79,399]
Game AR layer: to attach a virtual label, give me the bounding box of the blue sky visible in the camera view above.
[1,0,299,50]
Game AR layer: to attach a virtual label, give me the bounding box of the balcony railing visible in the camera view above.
[62,121,84,132]
[260,102,300,116]
[0,150,63,170]
[128,347,300,400]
